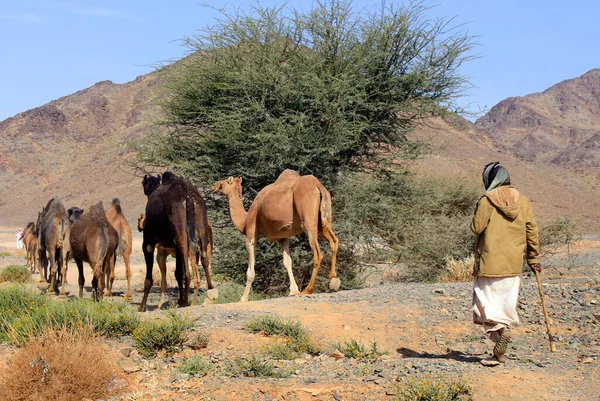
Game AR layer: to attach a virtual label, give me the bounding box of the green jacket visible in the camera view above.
[471,186,540,277]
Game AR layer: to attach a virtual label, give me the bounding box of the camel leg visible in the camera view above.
[123,251,133,300]
[91,273,101,302]
[156,250,168,310]
[240,238,256,303]
[174,246,190,307]
[280,239,300,295]
[321,224,340,291]
[48,248,59,295]
[76,259,85,298]
[200,235,218,301]
[139,242,155,312]
[189,247,200,306]
[57,251,67,298]
[104,254,116,297]
[38,248,48,283]
[301,230,323,295]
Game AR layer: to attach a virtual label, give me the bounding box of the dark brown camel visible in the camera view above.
[20,222,38,272]
[105,198,133,299]
[140,172,216,311]
[68,202,119,301]
[37,198,71,296]
[137,211,216,309]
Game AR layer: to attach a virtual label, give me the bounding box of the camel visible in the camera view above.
[137,212,216,309]
[37,198,71,296]
[212,169,340,302]
[20,222,38,272]
[140,172,214,311]
[68,202,119,301]
[105,198,133,299]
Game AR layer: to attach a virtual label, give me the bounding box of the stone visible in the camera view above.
[119,347,133,358]
[331,350,345,360]
[434,289,445,294]
[204,379,222,391]
[343,325,351,330]
[118,359,141,374]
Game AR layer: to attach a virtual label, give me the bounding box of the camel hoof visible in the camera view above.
[329,277,341,291]
[289,290,301,296]
[124,293,133,301]
[206,288,219,300]
[104,292,112,297]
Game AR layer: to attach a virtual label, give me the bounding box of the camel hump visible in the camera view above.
[274,169,301,185]
[162,171,180,184]
[110,198,123,215]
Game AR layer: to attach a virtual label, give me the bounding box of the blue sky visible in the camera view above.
[1,0,598,121]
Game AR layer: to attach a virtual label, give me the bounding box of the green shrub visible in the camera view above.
[539,216,581,252]
[187,331,209,350]
[337,339,386,361]
[212,283,268,304]
[395,378,472,401]
[266,336,320,360]
[0,265,30,283]
[177,356,215,377]
[226,354,288,378]
[0,286,47,339]
[245,315,305,338]
[0,251,12,258]
[132,311,192,358]
[6,299,139,345]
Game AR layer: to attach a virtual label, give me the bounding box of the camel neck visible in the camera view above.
[227,192,248,234]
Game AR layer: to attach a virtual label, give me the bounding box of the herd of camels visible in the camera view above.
[18,170,340,311]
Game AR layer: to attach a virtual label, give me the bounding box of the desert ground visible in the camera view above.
[0,226,598,401]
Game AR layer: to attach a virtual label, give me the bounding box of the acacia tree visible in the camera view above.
[137,0,477,292]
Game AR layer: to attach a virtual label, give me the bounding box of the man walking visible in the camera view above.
[471,162,541,365]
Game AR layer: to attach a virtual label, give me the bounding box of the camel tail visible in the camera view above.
[56,217,65,249]
[97,228,110,275]
[117,231,128,255]
[317,184,333,227]
[186,196,198,252]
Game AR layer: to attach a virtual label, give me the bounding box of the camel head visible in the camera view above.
[212,177,243,199]
[67,207,84,225]
[142,174,161,197]
[137,212,146,232]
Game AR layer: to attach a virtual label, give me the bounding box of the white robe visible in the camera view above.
[472,275,520,336]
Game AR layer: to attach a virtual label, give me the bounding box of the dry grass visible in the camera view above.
[440,254,474,282]
[0,326,127,401]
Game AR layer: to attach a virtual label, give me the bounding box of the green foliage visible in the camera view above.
[245,315,305,338]
[337,339,387,360]
[266,336,321,360]
[395,378,472,401]
[0,286,47,339]
[539,216,581,251]
[177,356,215,377]
[132,311,192,358]
[0,251,12,258]
[5,298,139,346]
[212,283,268,304]
[187,331,209,350]
[335,172,480,282]
[136,1,476,290]
[226,354,288,378]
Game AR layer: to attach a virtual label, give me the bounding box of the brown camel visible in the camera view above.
[137,212,216,309]
[105,198,133,299]
[20,222,38,272]
[68,202,119,301]
[37,198,71,296]
[212,169,340,302]
[140,172,210,311]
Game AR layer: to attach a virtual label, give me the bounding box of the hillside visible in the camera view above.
[475,69,600,165]
[0,72,163,225]
[1,66,600,228]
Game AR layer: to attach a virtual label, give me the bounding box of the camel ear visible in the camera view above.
[236,177,243,184]
[142,175,148,184]
[157,174,162,181]
[227,177,234,184]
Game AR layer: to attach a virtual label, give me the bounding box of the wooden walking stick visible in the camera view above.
[533,269,557,352]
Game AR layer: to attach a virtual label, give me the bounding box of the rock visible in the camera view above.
[118,359,141,374]
[434,289,445,294]
[119,347,133,358]
[332,391,343,401]
[581,357,593,364]
[331,350,345,360]
[343,325,352,330]
[590,299,598,305]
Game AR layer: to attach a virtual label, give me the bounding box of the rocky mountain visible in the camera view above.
[0,72,164,226]
[475,69,600,166]
[1,66,600,228]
